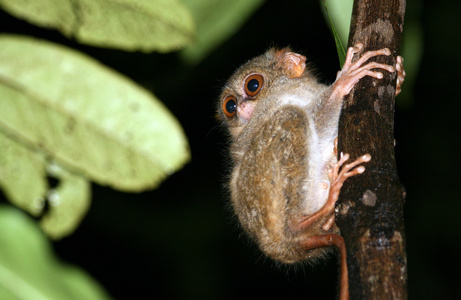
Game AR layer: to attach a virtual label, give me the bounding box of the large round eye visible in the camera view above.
[244,74,264,97]
[222,95,237,118]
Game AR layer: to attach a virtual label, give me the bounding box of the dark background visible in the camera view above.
[1,0,460,299]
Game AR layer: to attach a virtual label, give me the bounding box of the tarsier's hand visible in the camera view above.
[331,43,395,101]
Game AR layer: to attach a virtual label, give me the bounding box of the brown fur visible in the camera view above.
[219,49,341,264]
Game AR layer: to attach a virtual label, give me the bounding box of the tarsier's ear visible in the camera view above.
[274,48,306,78]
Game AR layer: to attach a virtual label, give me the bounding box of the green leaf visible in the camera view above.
[0,131,90,239]
[180,0,265,64]
[39,163,91,240]
[322,0,353,67]
[0,34,190,193]
[0,0,195,52]
[0,130,48,217]
[323,0,353,47]
[0,205,111,300]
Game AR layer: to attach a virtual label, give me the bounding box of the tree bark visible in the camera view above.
[336,0,407,299]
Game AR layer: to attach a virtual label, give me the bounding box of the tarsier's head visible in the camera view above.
[218,48,308,138]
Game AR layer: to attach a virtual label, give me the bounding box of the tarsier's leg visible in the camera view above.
[297,152,365,300]
[296,153,368,299]
[301,234,348,300]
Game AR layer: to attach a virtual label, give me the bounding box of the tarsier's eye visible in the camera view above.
[223,95,237,118]
[245,74,264,97]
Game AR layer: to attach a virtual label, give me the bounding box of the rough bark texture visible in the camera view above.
[336,0,407,299]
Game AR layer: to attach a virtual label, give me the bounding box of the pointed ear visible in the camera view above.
[274,48,306,78]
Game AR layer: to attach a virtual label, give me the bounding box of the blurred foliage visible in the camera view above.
[180,0,265,64]
[0,34,190,239]
[322,0,350,67]
[0,205,110,299]
[399,1,423,109]
[0,0,195,52]
[0,35,190,193]
[323,0,353,48]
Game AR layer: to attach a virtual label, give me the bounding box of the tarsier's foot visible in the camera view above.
[300,152,371,232]
[331,43,395,100]
[396,56,405,96]
[328,153,371,198]
[324,153,371,223]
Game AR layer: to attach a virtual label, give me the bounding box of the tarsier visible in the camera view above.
[218,43,405,300]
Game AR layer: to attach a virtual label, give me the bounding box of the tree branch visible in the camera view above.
[336,0,407,299]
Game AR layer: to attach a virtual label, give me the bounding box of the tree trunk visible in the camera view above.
[336,0,407,299]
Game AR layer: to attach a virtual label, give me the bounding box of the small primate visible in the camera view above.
[218,43,405,299]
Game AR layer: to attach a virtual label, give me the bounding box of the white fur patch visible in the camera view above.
[278,94,311,107]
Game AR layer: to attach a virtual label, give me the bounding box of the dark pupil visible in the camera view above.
[226,99,236,113]
[247,79,259,92]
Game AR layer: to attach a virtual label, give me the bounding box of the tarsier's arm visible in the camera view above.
[221,43,405,300]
